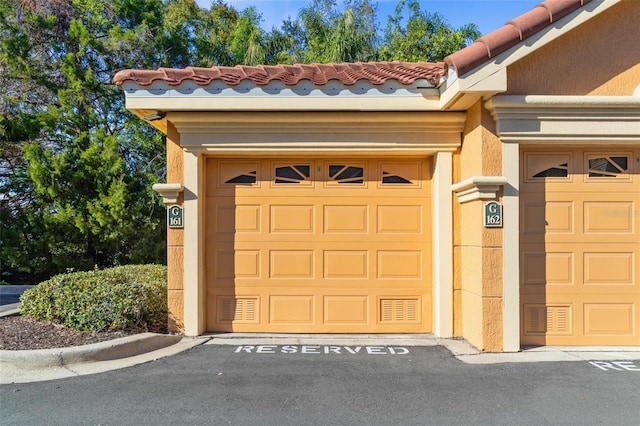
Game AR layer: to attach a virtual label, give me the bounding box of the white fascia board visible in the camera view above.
[440,0,621,110]
[439,68,507,110]
[121,79,443,112]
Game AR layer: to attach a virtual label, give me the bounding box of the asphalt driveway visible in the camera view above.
[2,344,639,425]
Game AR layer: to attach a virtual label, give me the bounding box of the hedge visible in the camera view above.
[20,264,167,333]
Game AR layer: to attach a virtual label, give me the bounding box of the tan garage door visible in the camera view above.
[205,158,432,333]
[520,148,640,345]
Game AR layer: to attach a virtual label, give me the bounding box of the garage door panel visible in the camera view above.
[522,194,638,244]
[269,295,315,324]
[538,234,639,246]
[209,247,430,287]
[377,205,424,234]
[210,249,261,280]
[206,293,261,329]
[208,287,431,332]
[210,199,430,243]
[521,148,640,345]
[206,158,432,333]
[323,296,369,324]
[324,205,369,234]
[269,250,316,279]
[208,243,430,279]
[205,200,262,241]
[577,193,637,243]
[522,301,575,337]
[521,200,574,240]
[521,243,639,293]
[212,281,429,290]
[324,250,369,279]
[522,296,639,345]
[521,246,574,288]
[583,302,636,337]
[583,251,636,287]
[584,201,634,233]
[377,251,423,279]
[270,204,316,234]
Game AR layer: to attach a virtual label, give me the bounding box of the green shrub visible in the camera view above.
[20,265,167,333]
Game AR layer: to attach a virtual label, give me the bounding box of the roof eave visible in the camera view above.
[439,0,621,110]
[121,79,445,128]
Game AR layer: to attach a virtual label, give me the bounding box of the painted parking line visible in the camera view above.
[234,345,410,355]
[588,361,640,371]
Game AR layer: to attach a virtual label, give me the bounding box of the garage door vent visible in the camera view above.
[524,304,572,335]
[380,299,419,323]
[218,297,258,323]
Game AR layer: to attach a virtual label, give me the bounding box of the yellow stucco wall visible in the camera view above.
[454,101,504,352]
[154,1,638,343]
[166,122,185,332]
[506,1,640,96]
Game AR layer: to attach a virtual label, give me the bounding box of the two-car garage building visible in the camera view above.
[115,0,640,351]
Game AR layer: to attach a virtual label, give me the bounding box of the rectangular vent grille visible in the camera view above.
[380,298,419,323]
[218,297,258,323]
[524,304,572,335]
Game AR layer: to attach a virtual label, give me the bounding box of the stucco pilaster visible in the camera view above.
[168,290,184,331]
[165,122,185,332]
[454,99,506,352]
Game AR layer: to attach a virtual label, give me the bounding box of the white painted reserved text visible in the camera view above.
[235,345,410,355]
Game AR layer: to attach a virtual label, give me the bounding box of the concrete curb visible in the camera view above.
[0,303,20,316]
[0,333,182,369]
[1,336,210,384]
[0,310,208,383]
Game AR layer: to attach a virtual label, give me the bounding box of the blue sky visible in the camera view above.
[195,0,540,35]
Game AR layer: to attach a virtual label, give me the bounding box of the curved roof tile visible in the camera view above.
[113,61,445,88]
[115,1,596,89]
[445,0,592,76]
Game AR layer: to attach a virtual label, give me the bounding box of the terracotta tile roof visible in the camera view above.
[444,0,593,76]
[115,1,595,90]
[113,61,445,88]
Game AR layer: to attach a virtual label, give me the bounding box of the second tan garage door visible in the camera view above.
[520,148,640,345]
[205,158,432,333]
